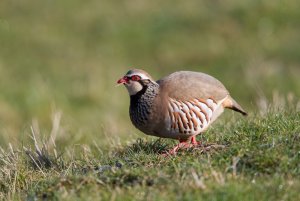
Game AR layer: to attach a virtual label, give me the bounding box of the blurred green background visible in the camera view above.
[0,0,299,147]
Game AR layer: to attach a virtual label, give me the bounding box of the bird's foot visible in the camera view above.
[161,137,226,157]
[161,140,194,156]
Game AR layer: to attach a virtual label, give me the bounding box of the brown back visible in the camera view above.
[157,71,229,101]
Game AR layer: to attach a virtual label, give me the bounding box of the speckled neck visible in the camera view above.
[129,81,159,127]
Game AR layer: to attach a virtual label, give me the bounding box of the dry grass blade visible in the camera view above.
[48,111,62,151]
[191,169,207,190]
[23,116,63,171]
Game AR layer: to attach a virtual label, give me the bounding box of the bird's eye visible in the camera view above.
[130,75,141,81]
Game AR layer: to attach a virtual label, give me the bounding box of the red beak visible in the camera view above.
[117,76,128,84]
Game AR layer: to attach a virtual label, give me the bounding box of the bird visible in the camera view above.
[117,69,247,155]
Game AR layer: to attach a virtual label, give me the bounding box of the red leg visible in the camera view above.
[162,137,202,157]
[190,136,201,145]
[163,139,191,156]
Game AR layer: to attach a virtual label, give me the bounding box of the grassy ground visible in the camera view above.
[1,109,300,200]
[0,0,300,200]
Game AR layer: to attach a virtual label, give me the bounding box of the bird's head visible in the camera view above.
[117,69,154,95]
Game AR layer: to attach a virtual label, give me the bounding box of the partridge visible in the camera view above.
[117,69,247,154]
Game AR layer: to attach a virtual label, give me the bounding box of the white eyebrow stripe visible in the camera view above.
[126,73,150,80]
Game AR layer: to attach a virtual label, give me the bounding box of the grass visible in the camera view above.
[0,0,300,200]
[1,108,300,200]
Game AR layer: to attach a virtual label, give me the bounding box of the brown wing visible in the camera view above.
[157,71,229,102]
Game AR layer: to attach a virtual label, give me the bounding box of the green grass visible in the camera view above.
[1,109,300,200]
[0,0,300,200]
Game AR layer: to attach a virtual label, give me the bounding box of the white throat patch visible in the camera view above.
[125,81,143,95]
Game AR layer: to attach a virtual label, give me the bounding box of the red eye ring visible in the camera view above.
[130,75,141,81]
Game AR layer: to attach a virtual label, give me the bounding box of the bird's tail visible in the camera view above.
[223,95,247,116]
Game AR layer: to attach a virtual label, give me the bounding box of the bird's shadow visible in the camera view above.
[116,138,169,156]
[115,138,226,157]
